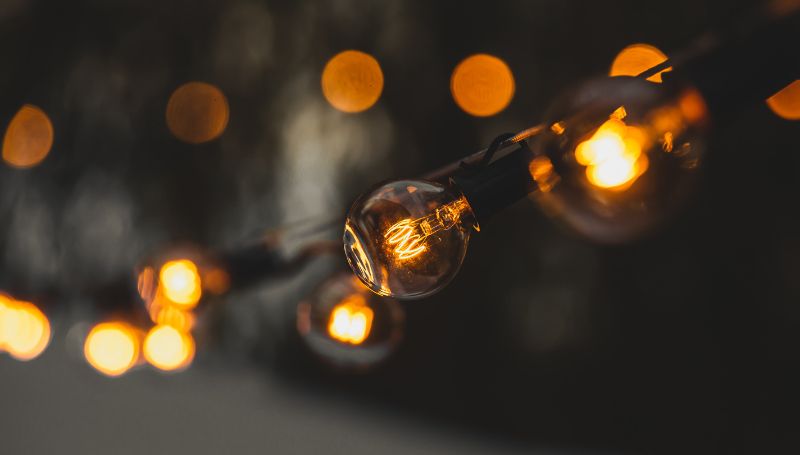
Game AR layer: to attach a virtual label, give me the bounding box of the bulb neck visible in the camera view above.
[451,143,539,224]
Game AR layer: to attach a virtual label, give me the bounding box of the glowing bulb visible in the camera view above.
[327,294,374,345]
[143,324,195,372]
[84,322,140,377]
[344,180,477,299]
[575,117,649,190]
[159,259,202,308]
[0,300,50,361]
[298,273,404,368]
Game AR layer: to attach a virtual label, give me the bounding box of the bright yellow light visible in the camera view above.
[321,50,384,113]
[166,82,229,144]
[384,197,471,260]
[610,44,672,83]
[2,104,54,168]
[0,300,50,361]
[84,322,140,377]
[450,54,515,117]
[576,116,649,190]
[767,80,800,121]
[143,325,195,372]
[159,259,202,308]
[328,294,374,345]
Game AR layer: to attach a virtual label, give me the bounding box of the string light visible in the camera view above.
[158,259,202,309]
[166,82,229,144]
[0,297,51,361]
[2,104,54,168]
[327,294,374,345]
[84,322,140,377]
[321,50,383,113]
[143,324,195,372]
[450,54,515,117]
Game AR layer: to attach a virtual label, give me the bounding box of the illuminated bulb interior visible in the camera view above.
[0,299,50,361]
[384,196,471,260]
[143,324,195,372]
[574,109,649,190]
[159,259,202,308]
[327,294,374,345]
[84,322,139,377]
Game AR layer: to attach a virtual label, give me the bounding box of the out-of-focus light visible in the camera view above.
[2,104,54,168]
[450,54,515,117]
[0,299,50,361]
[321,50,384,113]
[159,259,202,309]
[327,294,374,345]
[148,302,195,333]
[575,116,649,190]
[143,325,195,372]
[767,80,800,120]
[166,82,229,144]
[84,322,140,377]
[609,44,672,83]
[203,268,230,295]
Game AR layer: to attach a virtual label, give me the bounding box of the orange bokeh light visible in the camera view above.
[327,294,373,345]
[143,324,195,372]
[84,322,140,377]
[766,80,800,121]
[450,54,515,117]
[166,81,229,144]
[2,104,54,168]
[575,116,649,190]
[159,259,202,309]
[321,50,384,113]
[610,44,672,83]
[0,298,51,361]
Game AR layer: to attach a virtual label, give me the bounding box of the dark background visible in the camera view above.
[1,0,799,453]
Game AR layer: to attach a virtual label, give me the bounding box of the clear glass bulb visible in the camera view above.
[343,180,478,299]
[530,76,708,242]
[297,273,404,369]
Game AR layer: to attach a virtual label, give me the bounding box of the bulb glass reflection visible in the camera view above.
[344,180,477,299]
[298,273,404,368]
[531,76,707,242]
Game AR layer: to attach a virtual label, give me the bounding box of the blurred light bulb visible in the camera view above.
[298,273,404,369]
[159,259,202,308]
[84,322,140,377]
[531,76,708,242]
[343,180,477,299]
[143,324,195,372]
[0,299,50,361]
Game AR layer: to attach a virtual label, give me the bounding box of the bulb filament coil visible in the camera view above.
[384,197,470,260]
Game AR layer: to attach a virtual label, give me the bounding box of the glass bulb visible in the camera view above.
[530,76,708,242]
[297,273,404,369]
[343,179,477,299]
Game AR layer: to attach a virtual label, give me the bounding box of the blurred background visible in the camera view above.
[1,0,799,453]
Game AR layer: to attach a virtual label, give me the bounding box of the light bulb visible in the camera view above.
[84,322,140,377]
[343,180,477,299]
[530,76,708,242]
[297,273,404,368]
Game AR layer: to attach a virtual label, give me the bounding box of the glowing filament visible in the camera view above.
[384,197,470,260]
[575,114,649,190]
[327,295,373,345]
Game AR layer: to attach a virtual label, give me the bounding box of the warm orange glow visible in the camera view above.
[575,116,649,190]
[149,302,195,332]
[328,294,373,345]
[159,259,202,308]
[450,54,515,117]
[143,325,195,372]
[203,268,230,295]
[767,80,800,120]
[529,156,558,192]
[610,44,672,83]
[384,197,471,260]
[0,299,50,361]
[84,322,140,377]
[321,50,384,113]
[2,105,54,168]
[166,82,229,144]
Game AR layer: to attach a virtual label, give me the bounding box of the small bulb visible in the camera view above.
[531,76,708,242]
[143,324,195,372]
[84,322,140,377]
[343,180,477,299]
[298,273,404,369]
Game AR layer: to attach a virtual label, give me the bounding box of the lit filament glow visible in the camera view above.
[384,197,470,260]
[84,322,140,377]
[0,298,50,361]
[159,259,202,308]
[327,295,374,345]
[575,111,649,190]
[143,324,195,372]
